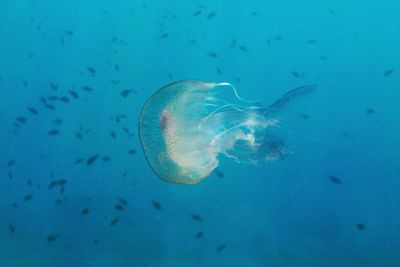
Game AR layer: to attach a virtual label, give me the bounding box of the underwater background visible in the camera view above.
[1,0,399,266]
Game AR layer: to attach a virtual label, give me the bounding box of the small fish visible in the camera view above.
[196,231,203,239]
[69,90,79,99]
[50,83,58,91]
[9,224,16,235]
[238,45,247,52]
[193,10,202,16]
[160,33,169,39]
[27,107,38,115]
[274,36,283,41]
[53,119,63,124]
[75,158,83,164]
[22,80,28,87]
[152,201,161,210]
[120,89,133,98]
[110,131,117,139]
[366,108,375,114]
[329,176,341,184]
[86,66,96,75]
[301,114,310,119]
[45,104,56,110]
[207,52,218,58]
[110,217,119,226]
[216,68,222,75]
[291,71,302,78]
[59,96,70,103]
[65,30,74,36]
[16,117,27,123]
[128,149,136,155]
[207,12,217,19]
[75,132,83,139]
[215,169,224,178]
[81,208,90,216]
[47,234,62,243]
[115,204,124,211]
[216,244,226,252]
[308,39,316,44]
[7,160,15,167]
[118,198,128,206]
[384,69,394,77]
[356,223,366,231]
[81,86,93,92]
[23,194,33,201]
[87,155,98,166]
[48,130,59,135]
[191,214,202,222]
[102,156,110,162]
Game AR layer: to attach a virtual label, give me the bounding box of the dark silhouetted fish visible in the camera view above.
[81,208,90,216]
[69,90,79,99]
[215,169,224,178]
[16,117,27,123]
[356,223,366,231]
[191,214,202,222]
[102,156,110,162]
[82,86,93,92]
[152,201,161,210]
[115,204,124,211]
[291,71,304,78]
[27,107,38,115]
[45,104,56,110]
[238,46,247,52]
[301,114,310,119]
[366,108,375,114]
[160,33,169,39]
[193,10,202,16]
[384,69,394,77]
[207,52,218,58]
[118,198,128,206]
[120,89,133,98]
[216,244,226,252]
[53,119,63,124]
[59,96,70,103]
[87,155,98,166]
[329,176,341,184]
[110,217,119,226]
[114,64,120,71]
[86,66,96,75]
[128,149,136,155]
[65,30,74,36]
[75,158,83,164]
[196,231,203,239]
[48,130,59,135]
[9,224,15,235]
[207,12,217,19]
[23,194,33,201]
[110,131,117,139]
[7,160,15,167]
[47,234,62,243]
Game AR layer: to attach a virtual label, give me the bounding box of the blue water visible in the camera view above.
[1,1,399,266]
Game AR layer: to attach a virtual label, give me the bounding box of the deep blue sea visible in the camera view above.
[1,1,399,266]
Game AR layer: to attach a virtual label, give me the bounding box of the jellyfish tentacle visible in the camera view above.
[215,82,257,103]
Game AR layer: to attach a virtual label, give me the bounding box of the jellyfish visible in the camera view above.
[139,80,315,184]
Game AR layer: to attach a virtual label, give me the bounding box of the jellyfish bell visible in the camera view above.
[139,80,290,184]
